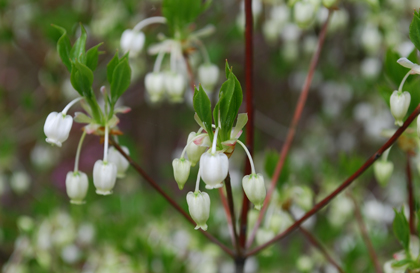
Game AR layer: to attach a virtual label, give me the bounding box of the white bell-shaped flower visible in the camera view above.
[107,146,130,179]
[390,91,411,126]
[44,112,73,147]
[186,191,210,230]
[383,260,407,273]
[294,1,316,28]
[65,171,88,204]
[165,72,186,102]
[145,72,165,103]
[172,158,191,190]
[199,152,229,189]
[373,160,393,186]
[93,160,117,195]
[120,29,145,58]
[186,132,208,167]
[198,64,219,92]
[242,173,266,210]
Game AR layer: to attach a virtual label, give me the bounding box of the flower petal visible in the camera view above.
[231,113,248,139]
[397,57,416,69]
[114,106,131,114]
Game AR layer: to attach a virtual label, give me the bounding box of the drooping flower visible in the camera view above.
[165,72,186,102]
[145,72,166,103]
[44,112,73,147]
[93,160,117,195]
[65,171,89,204]
[242,173,266,210]
[390,91,411,126]
[107,146,130,179]
[172,158,192,190]
[120,29,145,58]
[199,152,229,189]
[186,190,210,230]
[373,160,394,186]
[186,132,208,167]
[198,63,219,92]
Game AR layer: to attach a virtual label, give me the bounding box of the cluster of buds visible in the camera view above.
[45,24,132,204]
[172,63,266,230]
[120,16,220,104]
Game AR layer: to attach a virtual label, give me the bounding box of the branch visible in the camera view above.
[245,103,420,257]
[184,54,196,93]
[246,9,333,249]
[225,173,241,255]
[348,193,383,273]
[111,139,234,258]
[219,187,236,247]
[406,153,416,235]
[238,0,254,252]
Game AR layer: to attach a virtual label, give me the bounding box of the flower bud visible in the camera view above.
[172,158,191,190]
[44,112,73,147]
[120,29,145,57]
[65,171,88,204]
[107,146,130,179]
[186,191,210,230]
[198,64,219,92]
[165,73,186,103]
[10,171,31,195]
[390,91,411,126]
[93,160,117,195]
[200,152,229,189]
[145,72,165,103]
[373,161,394,186]
[294,1,316,28]
[242,173,266,210]
[186,132,207,167]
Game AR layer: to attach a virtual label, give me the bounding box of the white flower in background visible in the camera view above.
[93,160,117,195]
[120,29,145,58]
[289,186,313,211]
[242,174,266,210]
[328,9,349,32]
[263,20,279,43]
[30,144,58,169]
[198,64,219,92]
[108,146,130,178]
[10,171,31,195]
[65,171,89,204]
[77,223,95,245]
[186,132,208,167]
[363,199,394,224]
[283,41,299,62]
[328,195,353,227]
[281,23,301,42]
[200,152,229,189]
[270,5,290,27]
[145,72,166,103]
[186,191,210,230]
[296,255,314,272]
[165,72,186,103]
[61,244,81,264]
[269,210,294,233]
[361,58,381,79]
[373,161,394,186]
[294,1,317,28]
[390,91,410,126]
[44,112,73,147]
[256,228,275,246]
[172,158,192,190]
[361,24,382,55]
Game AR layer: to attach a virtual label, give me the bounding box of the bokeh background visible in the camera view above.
[1,0,420,272]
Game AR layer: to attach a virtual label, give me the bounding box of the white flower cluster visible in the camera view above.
[172,114,266,230]
[120,17,220,104]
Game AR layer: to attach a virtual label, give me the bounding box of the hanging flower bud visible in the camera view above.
[145,72,165,103]
[242,173,266,210]
[186,191,210,230]
[120,29,145,58]
[93,160,117,195]
[390,91,411,126]
[200,152,229,189]
[107,146,130,179]
[44,112,73,147]
[65,171,88,204]
[186,132,208,167]
[165,73,186,103]
[373,161,394,186]
[172,158,192,190]
[198,64,219,92]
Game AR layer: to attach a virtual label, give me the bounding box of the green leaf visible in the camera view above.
[193,85,214,141]
[51,24,72,72]
[107,52,120,85]
[70,24,87,61]
[410,10,420,52]
[70,61,93,97]
[225,60,230,79]
[391,259,412,268]
[110,58,131,105]
[85,43,103,71]
[393,208,410,252]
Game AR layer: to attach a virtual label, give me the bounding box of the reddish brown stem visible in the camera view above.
[246,10,333,249]
[238,0,254,253]
[219,187,236,247]
[225,173,241,255]
[245,104,420,257]
[111,139,234,258]
[295,221,345,273]
[406,153,416,235]
[184,54,196,93]
[348,193,383,273]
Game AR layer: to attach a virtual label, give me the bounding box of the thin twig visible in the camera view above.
[288,212,345,273]
[225,173,241,255]
[238,0,254,254]
[184,54,196,94]
[406,153,416,235]
[245,104,420,256]
[111,139,234,257]
[218,187,236,247]
[348,193,383,273]
[246,9,333,249]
